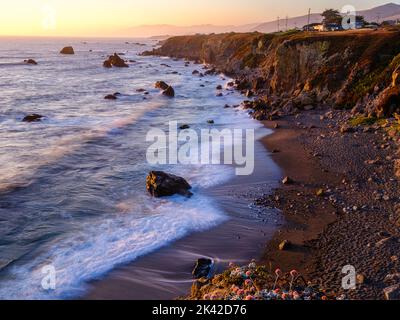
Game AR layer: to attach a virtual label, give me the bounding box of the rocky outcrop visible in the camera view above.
[145,29,400,118]
[146,171,192,197]
[60,46,74,54]
[103,53,128,68]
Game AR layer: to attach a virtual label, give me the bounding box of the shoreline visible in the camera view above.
[84,128,283,300]
[85,65,400,300]
[258,118,338,277]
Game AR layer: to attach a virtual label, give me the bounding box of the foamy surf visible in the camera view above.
[0,195,226,299]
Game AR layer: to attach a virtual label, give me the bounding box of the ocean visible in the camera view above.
[0,37,279,299]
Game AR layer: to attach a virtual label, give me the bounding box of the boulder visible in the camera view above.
[60,46,74,54]
[192,258,213,279]
[216,85,223,90]
[22,114,44,122]
[373,87,400,117]
[294,93,314,107]
[162,86,175,97]
[24,59,37,65]
[192,70,200,75]
[155,81,170,90]
[146,171,192,197]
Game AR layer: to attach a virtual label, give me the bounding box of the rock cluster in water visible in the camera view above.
[103,53,129,68]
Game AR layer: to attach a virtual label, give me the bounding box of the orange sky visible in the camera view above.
[0,0,395,37]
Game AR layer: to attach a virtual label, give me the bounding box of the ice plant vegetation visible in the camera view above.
[188,261,340,300]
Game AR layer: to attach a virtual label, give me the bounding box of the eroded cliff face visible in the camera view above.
[145,29,400,118]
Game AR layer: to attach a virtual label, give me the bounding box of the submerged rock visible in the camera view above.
[24,59,37,65]
[192,258,213,279]
[60,46,74,54]
[104,94,117,100]
[146,171,192,198]
[22,114,44,122]
[179,124,190,130]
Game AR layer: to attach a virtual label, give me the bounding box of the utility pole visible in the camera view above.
[307,8,311,31]
[286,15,288,31]
[277,16,280,32]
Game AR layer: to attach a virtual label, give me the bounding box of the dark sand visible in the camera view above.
[84,137,283,300]
[257,110,400,299]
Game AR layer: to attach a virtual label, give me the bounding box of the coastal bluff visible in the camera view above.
[143,28,400,119]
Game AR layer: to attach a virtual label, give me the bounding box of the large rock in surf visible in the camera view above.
[103,53,129,68]
[146,171,192,198]
[155,81,175,97]
[192,258,213,279]
[22,114,44,122]
[60,46,74,54]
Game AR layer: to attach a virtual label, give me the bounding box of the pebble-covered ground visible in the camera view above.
[256,109,400,300]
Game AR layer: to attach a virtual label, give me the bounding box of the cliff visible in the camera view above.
[144,28,400,119]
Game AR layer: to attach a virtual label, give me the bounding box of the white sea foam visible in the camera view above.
[0,195,226,299]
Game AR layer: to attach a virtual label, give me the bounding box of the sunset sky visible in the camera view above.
[0,0,397,37]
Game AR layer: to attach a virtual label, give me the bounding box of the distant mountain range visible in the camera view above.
[120,3,400,37]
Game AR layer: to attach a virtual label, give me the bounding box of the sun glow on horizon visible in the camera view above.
[0,0,396,37]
